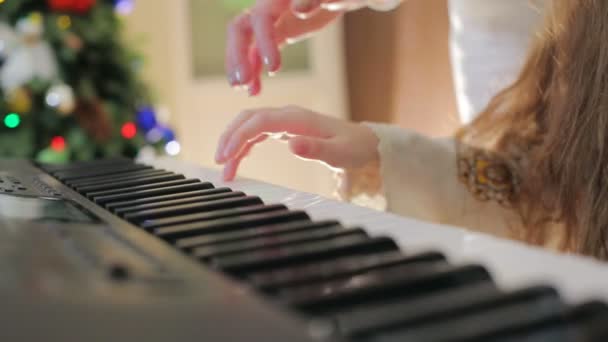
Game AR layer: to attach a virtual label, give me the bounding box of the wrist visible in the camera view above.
[353,122,380,169]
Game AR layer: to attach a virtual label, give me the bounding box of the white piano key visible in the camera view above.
[148,157,608,305]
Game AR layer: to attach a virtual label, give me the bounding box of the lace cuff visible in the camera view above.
[333,123,387,210]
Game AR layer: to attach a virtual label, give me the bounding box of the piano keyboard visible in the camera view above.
[2,157,608,341]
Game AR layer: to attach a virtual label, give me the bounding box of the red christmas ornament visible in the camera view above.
[121,122,137,139]
[47,0,96,14]
[48,0,75,12]
[50,136,66,152]
[73,0,97,14]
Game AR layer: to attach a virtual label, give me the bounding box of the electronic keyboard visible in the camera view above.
[2,157,608,342]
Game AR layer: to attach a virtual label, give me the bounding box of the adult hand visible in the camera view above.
[225,0,342,96]
[215,106,379,181]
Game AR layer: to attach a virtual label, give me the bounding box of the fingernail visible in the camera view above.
[228,73,237,86]
[263,56,271,67]
[235,69,243,84]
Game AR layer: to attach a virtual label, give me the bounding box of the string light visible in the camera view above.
[136,106,157,131]
[165,140,181,156]
[4,113,21,128]
[50,136,66,152]
[121,122,137,139]
[115,0,134,15]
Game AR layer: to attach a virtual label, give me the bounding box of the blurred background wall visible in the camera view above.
[124,0,461,196]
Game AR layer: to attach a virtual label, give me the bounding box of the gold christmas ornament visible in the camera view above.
[57,15,71,30]
[7,87,32,113]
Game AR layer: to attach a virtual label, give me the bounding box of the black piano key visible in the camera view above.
[336,281,504,338]
[124,195,261,223]
[86,179,200,198]
[53,164,152,181]
[211,236,398,276]
[176,220,341,251]
[566,301,608,342]
[75,173,185,193]
[493,301,608,342]
[66,169,170,188]
[281,264,491,315]
[105,188,232,211]
[93,182,214,206]
[369,286,564,342]
[114,191,244,216]
[40,157,132,173]
[155,210,310,240]
[192,227,366,260]
[142,203,285,230]
[249,251,446,294]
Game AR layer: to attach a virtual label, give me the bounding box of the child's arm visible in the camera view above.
[216,106,520,238]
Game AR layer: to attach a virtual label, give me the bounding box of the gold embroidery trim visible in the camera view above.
[457,144,520,207]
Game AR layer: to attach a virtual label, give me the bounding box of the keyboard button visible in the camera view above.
[74,173,184,193]
[281,264,491,315]
[105,188,232,211]
[192,227,366,261]
[155,210,310,240]
[249,251,446,294]
[115,191,244,216]
[141,203,281,230]
[93,182,213,206]
[124,195,260,223]
[176,220,341,251]
[211,236,398,276]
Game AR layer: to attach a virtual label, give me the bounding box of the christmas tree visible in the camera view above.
[0,0,177,163]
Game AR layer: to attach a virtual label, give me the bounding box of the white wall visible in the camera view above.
[123,0,349,196]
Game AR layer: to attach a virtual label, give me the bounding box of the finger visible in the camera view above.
[250,7,282,72]
[216,108,263,163]
[288,135,344,167]
[223,135,268,181]
[319,0,365,11]
[248,47,263,96]
[275,8,343,45]
[291,0,321,15]
[222,107,332,161]
[248,76,262,97]
[225,12,254,86]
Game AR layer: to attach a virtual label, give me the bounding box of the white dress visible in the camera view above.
[448,0,548,123]
[358,0,547,122]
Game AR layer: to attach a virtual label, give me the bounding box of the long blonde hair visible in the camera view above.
[458,0,608,259]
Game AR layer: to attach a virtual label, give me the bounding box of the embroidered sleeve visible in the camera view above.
[456,143,520,207]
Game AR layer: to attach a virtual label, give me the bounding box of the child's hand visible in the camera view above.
[215,106,380,181]
[226,0,341,95]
